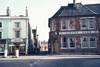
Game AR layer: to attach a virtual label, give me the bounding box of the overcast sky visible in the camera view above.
[0,0,100,41]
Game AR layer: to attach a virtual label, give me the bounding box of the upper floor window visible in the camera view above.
[51,20,56,31]
[80,17,96,30]
[15,22,20,28]
[88,18,96,29]
[68,19,75,30]
[0,22,2,27]
[80,19,88,30]
[61,19,67,30]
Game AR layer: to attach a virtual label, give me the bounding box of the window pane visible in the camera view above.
[90,37,96,47]
[0,32,2,39]
[69,38,75,48]
[15,31,20,38]
[88,18,95,29]
[81,37,88,48]
[61,37,68,48]
[68,19,75,30]
[0,44,4,52]
[61,19,67,29]
[0,22,2,27]
[80,19,87,29]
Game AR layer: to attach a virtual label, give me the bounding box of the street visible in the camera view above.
[0,58,100,67]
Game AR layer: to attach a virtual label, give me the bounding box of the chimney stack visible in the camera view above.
[73,0,75,4]
[6,6,10,16]
[26,6,28,17]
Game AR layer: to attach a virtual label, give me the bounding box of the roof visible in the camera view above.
[50,3,100,18]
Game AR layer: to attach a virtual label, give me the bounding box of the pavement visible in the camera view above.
[0,55,100,60]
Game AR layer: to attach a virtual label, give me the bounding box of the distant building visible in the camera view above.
[48,3,100,54]
[40,41,48,52]
[0,7,31,57]
[32,29,40,54]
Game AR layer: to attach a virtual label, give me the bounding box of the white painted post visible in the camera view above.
[16,49,19,58]
[4,42,8,58]
[4,49,8,58]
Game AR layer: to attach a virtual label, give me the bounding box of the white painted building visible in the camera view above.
[0,7,29,57]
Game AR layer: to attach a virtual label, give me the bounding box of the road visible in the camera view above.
[0,58,100,67]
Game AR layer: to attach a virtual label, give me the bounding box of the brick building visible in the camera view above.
[48,3,100,54]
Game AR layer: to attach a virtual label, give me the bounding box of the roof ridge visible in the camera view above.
[85,3,100,6]
[83,5,98,14]
[59,7,66,16]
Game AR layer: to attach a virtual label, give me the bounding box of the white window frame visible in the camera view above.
[89,37,97,48]
[61,19,68,30]
[88,18,96,29]
[68,18,75,30]
[80,17,96,30]
[68,37,76,49]
[60,36,68,49]
[81,36,89,48]
[80,18,88,30]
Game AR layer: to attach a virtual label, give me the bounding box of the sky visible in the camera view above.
[0,0,100,41]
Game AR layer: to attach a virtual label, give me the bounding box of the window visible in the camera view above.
[81,37,88,48]
[0,32,1,39]
[15,22,20,28]
[61,19,67,30]
[80,17,96,30]
[15,31,20,38]
[89,37,97,48]
[0,44,4,52]
[68,19,75,30]
[69,37,76,48]
[51,19,56,31]
[0,22,2,27]
[88,18,96,29]
[76,37,81,48]
[80,19,88,29]
[61,36,68,48]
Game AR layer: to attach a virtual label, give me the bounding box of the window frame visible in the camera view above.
[61,19,68,30]
[81,36,89,48]
[80,18,88,30]
[15,31,20,38]
[88,18,96,29]
[68,19,75,30]
[61,36,68,49]
[89,37,97,48]
[68,37,76,49]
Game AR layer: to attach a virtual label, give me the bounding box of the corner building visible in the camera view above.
[48,3,100,54]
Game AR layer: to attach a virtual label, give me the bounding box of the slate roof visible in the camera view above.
[51,3,100,18]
